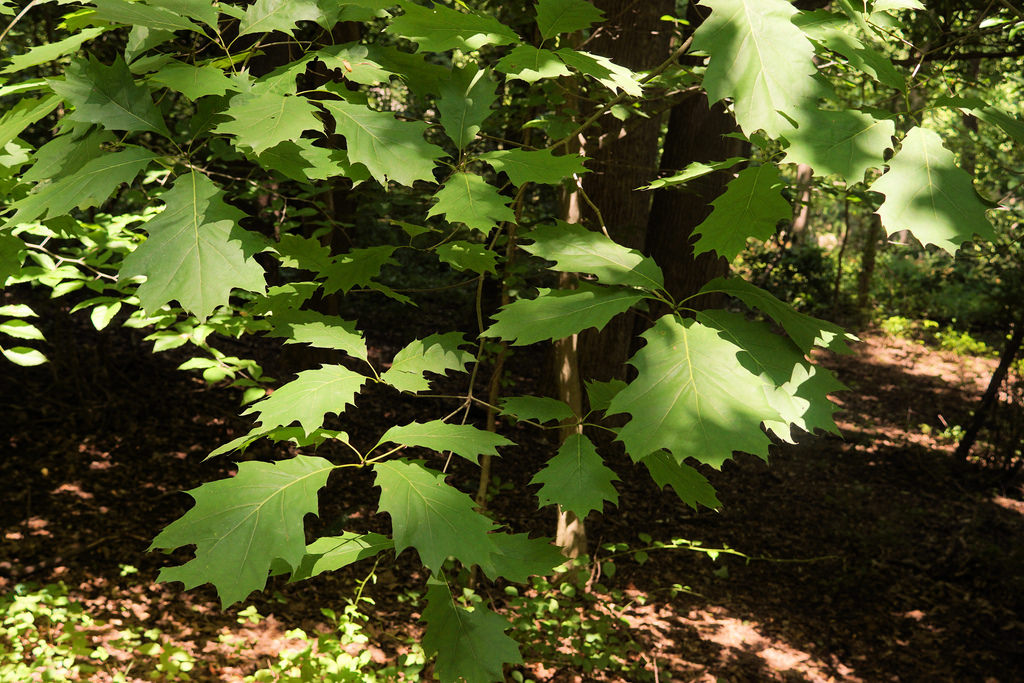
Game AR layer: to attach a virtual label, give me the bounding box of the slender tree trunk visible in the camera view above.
[955,319,1024,462]
[856,213,883,316]
[790,163,814,247]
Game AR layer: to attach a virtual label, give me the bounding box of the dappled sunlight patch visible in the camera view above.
[992,495,1024,515]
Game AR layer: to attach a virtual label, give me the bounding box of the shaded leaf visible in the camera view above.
[50,56,169,135]
[374,459,495,573]
[500,396,574,423]
[7,147,157,226]
[555,48,641,96]
[321,245,398,295]
[870,126,997,253]
[496,45,570,83]
[535,0,604,39]
[322,99,444,186]
[266,310,368,361]
[639,451,721,510]
[150,61,237,100]
[290,532,393,581]
[436,240,497,275]
[522,221,664,290]
[531,433,618,519]
[243,365,366,436]
[214,91,322,155]
[91,0,202,33]
[120,172,267,321]
[478,148,588,186]
[380,332,474,393]
[437,64,497,149]
[484,284,644,346]
[585,378,626,413]
[387,2,519,52]
[427,172,515,232]
[782,108,894,183]
[422,580,522,683]
[150,455,334,607]
[692,165,791,261]
[379,420,513,465]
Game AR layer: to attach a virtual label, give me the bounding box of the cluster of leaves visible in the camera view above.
[1,0,1018,679]
[0,582,195,681]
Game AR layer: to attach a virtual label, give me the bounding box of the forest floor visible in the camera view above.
[2,299,1024,682]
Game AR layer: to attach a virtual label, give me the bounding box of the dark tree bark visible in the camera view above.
[575,0,675,382]
[645,94,746,312]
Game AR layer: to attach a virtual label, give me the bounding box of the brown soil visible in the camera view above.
[2,300,1023,682]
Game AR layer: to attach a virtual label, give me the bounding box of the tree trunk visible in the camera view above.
[575,0,674,382]
[789,163,814,247]
[645,93,745,311]
[856,213,883,316]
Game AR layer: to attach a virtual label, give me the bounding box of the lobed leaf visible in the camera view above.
[692,165,791,262]
[380,332,474,393]
[531,433,619,519]
[378,420,513,465]
[243,364,367,436]
[151,455,334,606]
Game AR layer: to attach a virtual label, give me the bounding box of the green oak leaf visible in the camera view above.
[316,43,392,85]
[214,91,322,155]
[238,0,324,36]
[699,309,845,438]
[535,0,604,39]
[476,533,564,583]
[243,364,367,436]
[49,56,169,135]
[436,64,497,150]
[794,10,906,92]
[607,315,779,467]
[322,99,444,186]
[422,579,522,683]
[781,108,895,183]
[266,310,368,362]
[700,277,853,354]
[378,420,513,465]
[91,0,202,33]
[1,27,106,75]
[427,172,515,232]
[522,221,664,290]
[554,48,641,96]
[496,45,570,83]
[435,241,497,275]
[484,284,644,346]
[150,61,237,100]
[273,233,334,273]
[257,140,369,184]
[289,532,393,581]
[387,2,519,52]
[321,245,398,295]
[500,396,574,423]
[692,0,820,137]
[120,172,267,321]
[639,451,721,510]
[380,332,474,393]
[477,148,588,186]
[374,459,496,573]
[150,455,334,607]
[870,126,997,254]
[21,127,114,184]
[317,0,394,25]
[692,165,791,261]
[639,157,746,191]
[531,433,618,519]
[7,147,157,226]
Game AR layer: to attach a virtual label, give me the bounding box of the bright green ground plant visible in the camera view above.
[0,0,1016,679]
